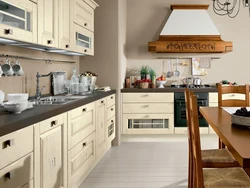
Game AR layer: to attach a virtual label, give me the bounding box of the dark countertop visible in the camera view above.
[121,87,218,93]
[0,90,116,137]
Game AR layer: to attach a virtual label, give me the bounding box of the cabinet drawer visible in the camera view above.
[68,132,95,188]
[39,113,64,134]
[74,0,94,31]
[0,126,33,170]
[209,92,246,103]
[209,93,218,103]
[123,93,174,103]
[68,102,95,149]
[96,98,106,107]
[123,103,173,114]
[107,116,115,142]
[107,105,115,120]
[107,94,115,108]
[0,153,33,188]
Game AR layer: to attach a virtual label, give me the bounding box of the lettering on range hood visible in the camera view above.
[148,5,233,53]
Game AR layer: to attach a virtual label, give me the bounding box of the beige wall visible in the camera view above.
[0,45,79,99]
[126,0,250,85]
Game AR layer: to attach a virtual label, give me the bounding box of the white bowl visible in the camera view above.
[231,114,250,127]
[2,101,28,114]
[156,80,167,88]
[7,93,29,102]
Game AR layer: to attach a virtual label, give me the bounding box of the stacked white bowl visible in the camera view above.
[3,93,29,114]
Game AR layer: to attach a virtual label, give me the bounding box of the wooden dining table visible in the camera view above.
[200,107,250,176]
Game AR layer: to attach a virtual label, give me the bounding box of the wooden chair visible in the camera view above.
[189,94,250,188]
[184,89,239,188]
[218,84,249,148]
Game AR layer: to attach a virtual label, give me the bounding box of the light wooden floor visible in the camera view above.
[80,135,218,188]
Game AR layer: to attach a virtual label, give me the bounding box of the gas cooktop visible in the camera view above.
[171,84,211,89]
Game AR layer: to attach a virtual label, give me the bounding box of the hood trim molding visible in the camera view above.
[148,4,233,53]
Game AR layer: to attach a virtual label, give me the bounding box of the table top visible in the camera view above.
[200,107,250,168]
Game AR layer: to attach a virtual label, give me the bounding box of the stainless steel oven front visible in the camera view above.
[174,92,208,127]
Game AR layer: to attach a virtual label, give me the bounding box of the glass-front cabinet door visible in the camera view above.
[0,0,37,43]
[73,23,94,56]
[123,114,174,134]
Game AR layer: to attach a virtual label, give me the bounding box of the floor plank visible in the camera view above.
[79,135,218,188]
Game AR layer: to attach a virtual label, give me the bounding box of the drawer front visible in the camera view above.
[96,98,106,107]
[107,116,115,142]
[209,92,246,103]
[68,103,95,149]
[106,94,115,108]
[123,103,173,114]
[209,93,218,103]
[107,105,115,121]
[74,0,94,31]
[123,93,174,103]
[0,153,33,188]
[0,126,33,170]
[39,113,64,134]
[69,102,95,120]
[68,132,95,188]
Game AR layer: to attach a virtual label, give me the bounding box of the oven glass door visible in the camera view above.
[175,99,208,127]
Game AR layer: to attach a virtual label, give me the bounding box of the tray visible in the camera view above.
[231,114,250,127]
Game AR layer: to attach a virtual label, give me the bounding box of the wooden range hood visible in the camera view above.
[148,5,233,53]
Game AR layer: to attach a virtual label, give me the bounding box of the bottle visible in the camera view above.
[70,67,79,94]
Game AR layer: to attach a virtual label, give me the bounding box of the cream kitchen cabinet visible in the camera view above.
[34,113,67,188]
[38,0,59,48]
[96,98,107,158]
[106,94,116,142]
[0,0,37,43]
[122,93,174,134]
[0,126,34,188]
[58,0,72,50]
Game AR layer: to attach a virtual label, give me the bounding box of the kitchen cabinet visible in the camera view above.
[122,93,174,134]
[37,0,59,48]
[106,94,116,142]
[34,113,67,188]
[209,92,218,134]
[96,98,107,158]
[0,126,34,188]
[0,0,37,43]
[58,0,72,50]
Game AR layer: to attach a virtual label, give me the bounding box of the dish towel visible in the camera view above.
[199,57,211,69]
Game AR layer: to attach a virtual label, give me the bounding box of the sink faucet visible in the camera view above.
[35,72,53,100]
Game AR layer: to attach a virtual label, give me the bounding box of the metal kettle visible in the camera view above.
[193,77,203,85]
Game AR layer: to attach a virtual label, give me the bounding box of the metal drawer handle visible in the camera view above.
[47,40,53,44]
[5,170,15,180]
[141,94,149,97]
[2,139,14,149]
[142,105,149,108]
[83,142,87,147]
[82,108,87,113]
[144,115,149,118]
[4,29,13,35]
[51,120,58,127]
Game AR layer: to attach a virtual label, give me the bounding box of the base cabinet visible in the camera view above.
[34,113,67,188]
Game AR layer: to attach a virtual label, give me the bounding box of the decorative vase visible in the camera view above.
[151,76,156,88]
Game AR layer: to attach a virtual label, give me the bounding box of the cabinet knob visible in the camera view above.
[47,40,53,45]
[111,96,113,99]
[111,120,114,123]
[111,108,114,111]
[84,49,87,53]
[5,170,15,180]
[101,100,104,104]
[4,29,13,35]
[2,139,14,149]
[82,108,87,113]
[82,142,87,147]
[66,44,70,48]
[51,120,57,127]
[84,23,87,26]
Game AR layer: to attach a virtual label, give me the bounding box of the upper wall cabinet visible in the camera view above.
[37,0,59,48]
[58,0,72,50]
[0,0,37,43]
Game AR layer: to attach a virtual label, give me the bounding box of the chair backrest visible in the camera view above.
[189,94,204,188]
[218,84,250,107]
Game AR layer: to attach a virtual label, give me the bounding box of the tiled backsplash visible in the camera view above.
[0,45,79,100]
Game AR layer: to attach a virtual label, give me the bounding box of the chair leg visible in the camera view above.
[218,138,226,149]
[188,151,193,188]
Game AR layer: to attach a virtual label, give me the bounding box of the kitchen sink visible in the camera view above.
[30,95,88,105]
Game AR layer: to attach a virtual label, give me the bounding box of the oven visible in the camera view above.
[174,92,208,127]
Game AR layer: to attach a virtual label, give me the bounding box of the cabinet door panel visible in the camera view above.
[38,0,58,47]
[96,99,106,151]
[40,126,62,188]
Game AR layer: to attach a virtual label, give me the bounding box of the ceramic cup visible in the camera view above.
[12,59,23,76]
[1,59,14,76]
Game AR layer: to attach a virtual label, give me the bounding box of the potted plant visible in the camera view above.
[140,65,150,80]
[149,68,157,88]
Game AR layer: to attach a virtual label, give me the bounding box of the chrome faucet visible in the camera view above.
[35,72,53,100]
